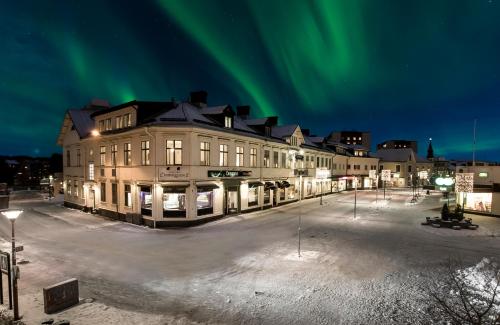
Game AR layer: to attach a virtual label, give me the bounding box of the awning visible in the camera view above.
[197,183,219,192]
[163,183,190,193]
[282,181,290,188]
[275,181,283,188]
[264,182,277,190]
[248,181,264,188]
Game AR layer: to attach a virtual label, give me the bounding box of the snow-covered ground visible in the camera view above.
[1,189,500,324]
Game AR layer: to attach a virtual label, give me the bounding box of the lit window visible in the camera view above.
[219,144,228,166]
[124,184,132,207]
[166,140,182,165]
[250,148,257,167]
[224,116,232,128]
[105,118,112,131]
[273,151,279,168]
[111,144,117,166]
[88,163,94,181]
[100,182,106,202]
[236,146,244,166]
[116,116,123,129]
[263,150,270,168]
[141,140,150,165]
[200,142,210,166]
[124,143,131,166]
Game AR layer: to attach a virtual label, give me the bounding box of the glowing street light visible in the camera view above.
[90,129,100,137]
[1,209,22,320]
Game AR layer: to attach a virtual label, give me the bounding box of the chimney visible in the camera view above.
[189,90,208,108]
[267,116,278,126]
[236,105,250,119]
[302,129,310,136]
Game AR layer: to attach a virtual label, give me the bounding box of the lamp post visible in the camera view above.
[1,209,22,321]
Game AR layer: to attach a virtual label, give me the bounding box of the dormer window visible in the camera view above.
[224,116,232,128]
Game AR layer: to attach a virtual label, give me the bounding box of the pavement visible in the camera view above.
[1,189,500,324]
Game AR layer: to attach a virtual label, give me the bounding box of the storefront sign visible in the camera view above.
[316,169,331,179]
[208,170,251,178]
[478,172,488,178]
[455,173,474,193]
[159,167,189,180]
[435,177,454,186]
[381,170,391,181]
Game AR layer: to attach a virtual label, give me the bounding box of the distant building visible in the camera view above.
[374,148,432,187]
[377,139,418,153]
[455,165,500,216]
[327,131,371,151]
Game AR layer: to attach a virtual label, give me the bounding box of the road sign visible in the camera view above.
[381,169,391,181]
[14,246,23,253]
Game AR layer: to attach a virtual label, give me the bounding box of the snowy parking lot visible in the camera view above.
[2,189,500,324]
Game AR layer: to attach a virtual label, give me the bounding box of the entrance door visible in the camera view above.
[227,187,239,214]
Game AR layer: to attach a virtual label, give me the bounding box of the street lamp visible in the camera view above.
[1,209,22,321]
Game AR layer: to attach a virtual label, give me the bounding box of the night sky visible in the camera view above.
[2,0,500,160]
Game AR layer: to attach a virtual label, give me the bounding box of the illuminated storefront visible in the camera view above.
[463,192,492,213]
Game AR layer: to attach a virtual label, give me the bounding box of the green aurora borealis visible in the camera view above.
[2,0,500,159]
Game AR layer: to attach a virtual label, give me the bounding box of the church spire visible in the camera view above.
[427,138,434,160]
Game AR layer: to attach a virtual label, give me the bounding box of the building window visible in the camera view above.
[111,144,117,166]
[250,148,257,167]
[365,165,368,170]
[166,140,182,165]
[264,189,270,204]
[140,186,152,216]
[88,163,94,181]
[100,146,106,166]
[67,180,72,195]
[141,141,150,165]
[281,152,287,168]
[264,150,270,168]
[105,118,112,131]
[76,149,81,167]
[115,116,123,129]
[396,165,401,173]
[124,143,131,166]
[66,149,71,167]
[248,186,258,206]
[111,183,117,204]
[98,120,104,132]
[224,116,232,128]
[317,157,320,168]
[347,164,351,170]
[408,165,412,172]
[332,163,337,170]
[273,151,279,168]
[100,182,106,202]
[124,184,132,207]
[219,144,228,166]
[126,113,132,127]
[236,146,244,167]
[200,142,210,166]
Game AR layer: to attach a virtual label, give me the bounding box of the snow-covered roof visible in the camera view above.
[68,108,97,138]
[271,124,298,138]
[200,105,229,115]
[374,148,415,162]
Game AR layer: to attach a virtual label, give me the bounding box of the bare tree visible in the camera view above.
[419,257,500,325]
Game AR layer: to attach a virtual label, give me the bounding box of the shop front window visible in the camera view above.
[248,187,258,206]
[140,186,152,216]
[306,181,312,196]
[197,191,213,216]
[163,187,187,218]
[288,185,296,199]
[464,193,492,213]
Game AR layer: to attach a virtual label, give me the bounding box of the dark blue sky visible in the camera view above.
[1,0,500,160]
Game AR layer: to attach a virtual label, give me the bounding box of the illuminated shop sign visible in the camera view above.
[478,172,488,178]
[208,170,252,178]
[435,177,454,186]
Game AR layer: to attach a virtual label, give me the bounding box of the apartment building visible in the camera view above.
[57,92,379,227]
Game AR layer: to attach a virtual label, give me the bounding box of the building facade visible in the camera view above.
[57,93,380,226]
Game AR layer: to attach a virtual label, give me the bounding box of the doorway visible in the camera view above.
[226,186,239,214]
